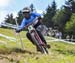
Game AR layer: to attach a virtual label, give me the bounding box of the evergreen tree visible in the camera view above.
[43,0,56,27]
[65,13,75,35]
[30,4,35,12]
[16,10,23,25]
[53,0,72,31]
[5,13,15,24]
[68,0,75,13]
[51,0,56,16]
[43,5,53,27]
[71,0,75,13]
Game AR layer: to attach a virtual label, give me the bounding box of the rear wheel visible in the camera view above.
[31,32,48,54]
[34,37,48,54]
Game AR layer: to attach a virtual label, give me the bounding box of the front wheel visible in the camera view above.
[38,45,48,54]
[30,31,48,54]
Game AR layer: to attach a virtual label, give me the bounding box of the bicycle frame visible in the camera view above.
[25,18,48,54]
[28,25,45,46]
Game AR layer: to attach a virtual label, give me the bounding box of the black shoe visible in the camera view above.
[46,44,51,49]
[36,46,41,52]
[37,49,41,52]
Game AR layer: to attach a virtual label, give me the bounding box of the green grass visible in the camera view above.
[0,28,75,63]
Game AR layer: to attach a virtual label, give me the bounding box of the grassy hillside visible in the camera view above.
[0,28,75,63]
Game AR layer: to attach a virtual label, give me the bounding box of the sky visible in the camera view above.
[0,0,66,23]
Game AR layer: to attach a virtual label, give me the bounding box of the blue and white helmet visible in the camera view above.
[22,7,31,13]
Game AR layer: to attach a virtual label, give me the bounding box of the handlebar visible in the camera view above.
[24,17,38,28]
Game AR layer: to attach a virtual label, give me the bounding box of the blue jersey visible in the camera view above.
[19,12,41,30]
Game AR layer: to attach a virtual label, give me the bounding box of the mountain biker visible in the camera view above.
[16,7,50,52]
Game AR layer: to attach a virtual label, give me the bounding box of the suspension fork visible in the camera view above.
[34,30,45,46]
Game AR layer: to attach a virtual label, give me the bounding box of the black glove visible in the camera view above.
[15,27,22,33]
[38,16,42,20]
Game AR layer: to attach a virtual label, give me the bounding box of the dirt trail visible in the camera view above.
[0,48,43,63]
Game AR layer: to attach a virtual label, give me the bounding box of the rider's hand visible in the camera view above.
[38,16,43,24]
[15,27,22,33]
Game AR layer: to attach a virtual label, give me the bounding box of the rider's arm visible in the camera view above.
[16,18,26,33]
[31,12,41,17]
[19,18,26,29]
[32,12,43,23]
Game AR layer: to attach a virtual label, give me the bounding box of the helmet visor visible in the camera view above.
[22,9,30,13]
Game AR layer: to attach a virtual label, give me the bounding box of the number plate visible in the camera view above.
[28,25,34,31]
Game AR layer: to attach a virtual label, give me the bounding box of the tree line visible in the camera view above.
[4,0,75,38]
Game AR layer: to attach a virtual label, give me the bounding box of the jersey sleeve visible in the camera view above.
[31,12,41,17]
[19,18,26,29]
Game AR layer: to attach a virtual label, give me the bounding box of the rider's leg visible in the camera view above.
[36,30,50,48]
[26,32,35,45]
[26,32,41,51]
[36,30,47,44]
